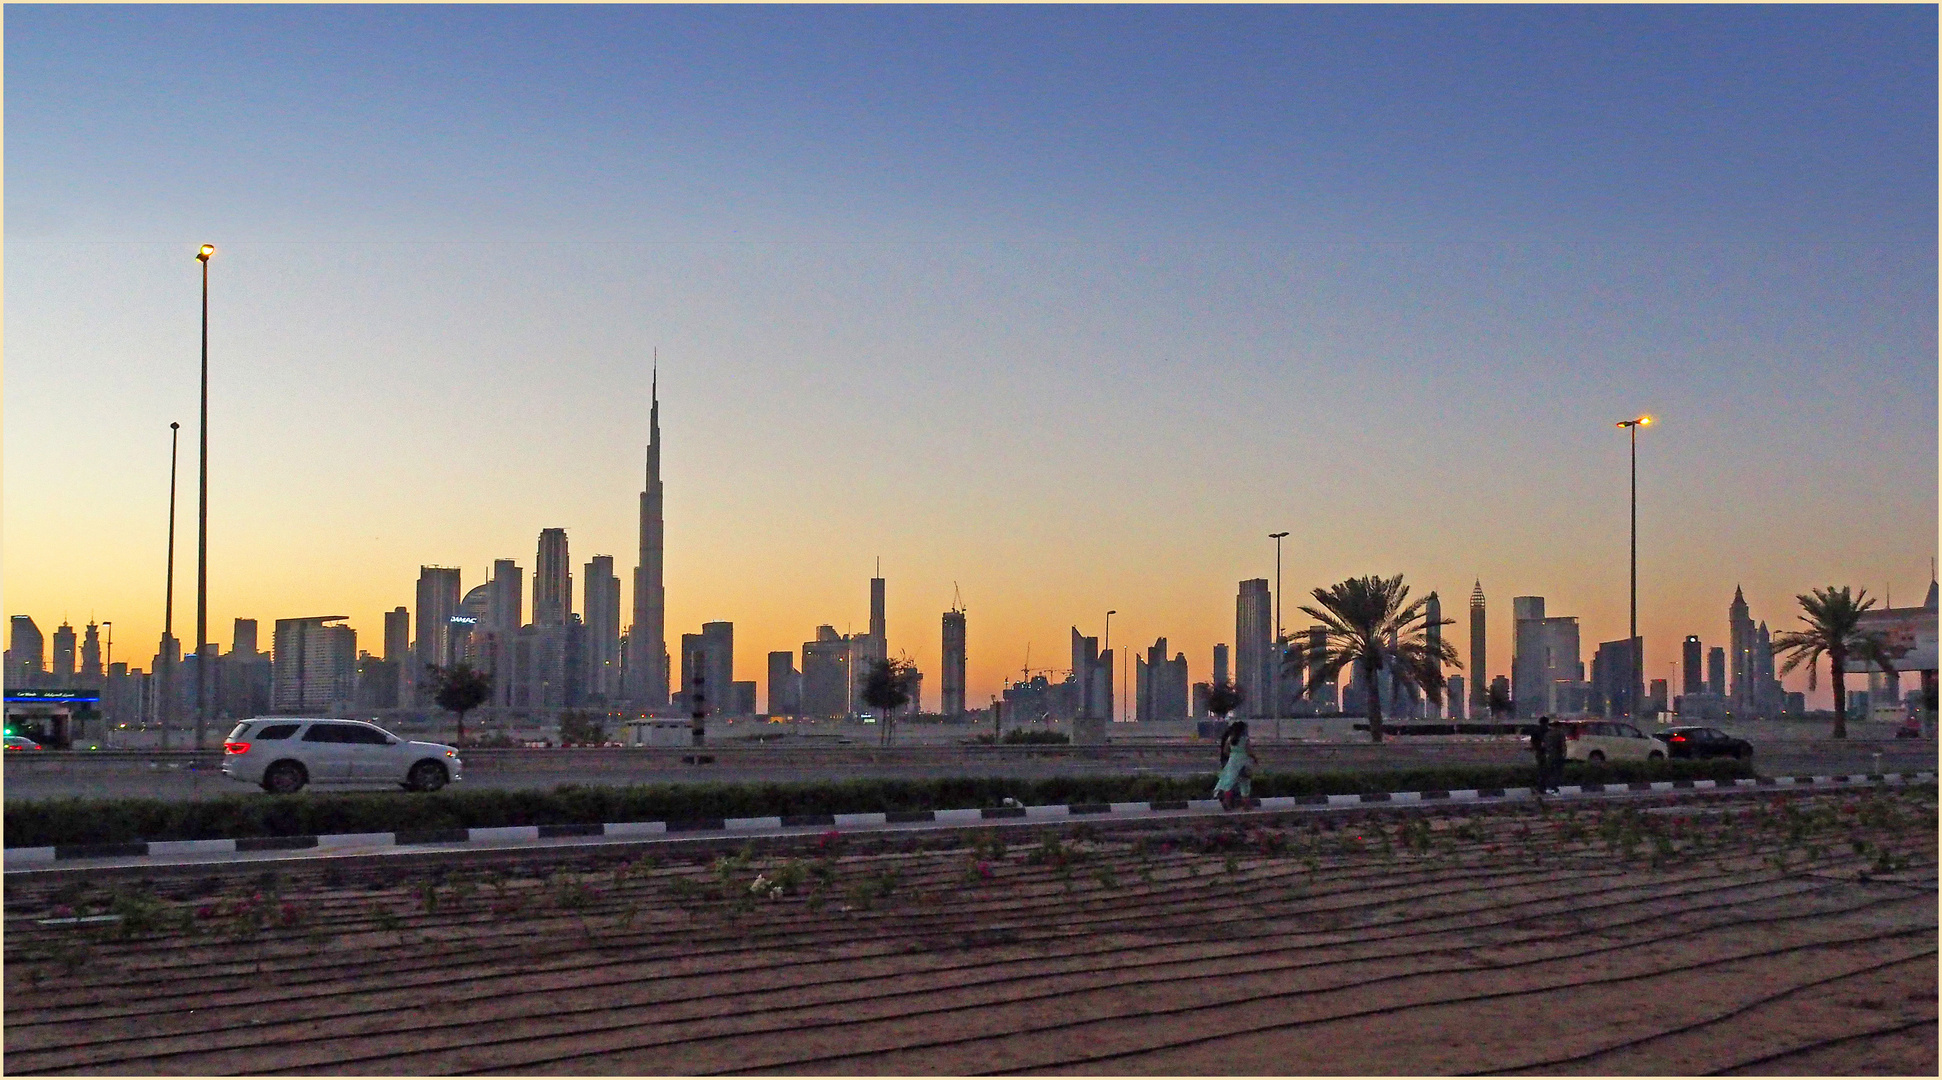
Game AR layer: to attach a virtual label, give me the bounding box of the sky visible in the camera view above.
[5,5,1936,711]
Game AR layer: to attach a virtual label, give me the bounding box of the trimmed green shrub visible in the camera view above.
[4,757,1755,847]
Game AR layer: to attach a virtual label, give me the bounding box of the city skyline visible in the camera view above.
[5,6,1933,711]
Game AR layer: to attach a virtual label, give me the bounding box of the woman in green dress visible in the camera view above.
[1214,720,1257,810]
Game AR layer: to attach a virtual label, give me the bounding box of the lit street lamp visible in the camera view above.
[1616,415,1653,719]
[195,244,213,748]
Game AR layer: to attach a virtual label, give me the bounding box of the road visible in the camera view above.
[4,737,1932,802]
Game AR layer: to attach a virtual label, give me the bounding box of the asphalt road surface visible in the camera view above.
[4,737,1932,802]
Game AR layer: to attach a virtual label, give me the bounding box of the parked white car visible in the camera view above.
[1556,719,1666,763]
[222,719,462,794]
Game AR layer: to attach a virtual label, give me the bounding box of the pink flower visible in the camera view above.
[196,904,218,920]
[977,861,994,879]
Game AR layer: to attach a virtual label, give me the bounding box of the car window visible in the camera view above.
[1588,722,1610,736]
[256,724,300,741]
[1618,724,1643,739]
[301,724,352,743]
[345,726,392,745]
[1704,728,1725,740]
[227,723,252,741]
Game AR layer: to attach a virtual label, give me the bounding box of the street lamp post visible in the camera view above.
[194,244,214,748]
[1104,610,1115,722]
[1616,415,1652,720]
[1270,531,1288,741]
[162,421,180,749]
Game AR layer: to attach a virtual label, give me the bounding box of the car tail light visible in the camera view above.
[1669,734,1686,742]
[224,741,250,754]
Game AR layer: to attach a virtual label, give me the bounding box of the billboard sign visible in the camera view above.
[1844,607,1938,673]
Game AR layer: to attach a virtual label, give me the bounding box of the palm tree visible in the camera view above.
[1771,586,1892,740]
[1205,680,1244,721]
[1291,574,1459,744]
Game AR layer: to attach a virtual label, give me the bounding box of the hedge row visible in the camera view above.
[4,758,1755,847]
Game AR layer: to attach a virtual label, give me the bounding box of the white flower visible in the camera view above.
[769,887,784,899]
[750,874,771,894]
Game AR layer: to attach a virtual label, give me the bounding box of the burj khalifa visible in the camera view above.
[628,364,669,706]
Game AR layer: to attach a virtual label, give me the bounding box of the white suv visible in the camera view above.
[222,719,463,794]
[1557,719,1667,763]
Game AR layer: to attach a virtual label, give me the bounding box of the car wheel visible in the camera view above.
[1587,750,1606,763]
[1648,750,1664,761]
[262,761,307,794]
[407,760,448,793]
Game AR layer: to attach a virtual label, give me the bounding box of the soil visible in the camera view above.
[6,785,1935,1075]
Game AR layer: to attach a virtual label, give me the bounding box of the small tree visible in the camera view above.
[1487,681,1513,720]
[559,710,607,746]
[1771,586,1893,740]
[428,664,493,745]
[861,656,917,747]
[1205,680,1244,721]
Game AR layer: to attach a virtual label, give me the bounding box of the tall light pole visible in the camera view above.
[1616,415,1652,720]
[1104,610,1115,722]
[1270,532,1288,739]
[194,244,214,748]
[163,421,180,748]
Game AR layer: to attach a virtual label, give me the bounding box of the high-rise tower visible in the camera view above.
[1424,591,1443,720]
[941,588,967,719]
[1468,581,1487,713]
[533,528,572,627]
[1728,586,1754,712]
[628,361,669,707]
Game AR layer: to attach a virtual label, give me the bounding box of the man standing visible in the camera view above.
[1531,715,1559,795]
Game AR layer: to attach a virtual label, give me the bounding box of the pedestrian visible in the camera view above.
[1532,715,1555,795]
[1543,718,1568,793]
[1214,720,1257,810]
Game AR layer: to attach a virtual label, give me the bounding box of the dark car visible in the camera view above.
[1651,726,1753,761]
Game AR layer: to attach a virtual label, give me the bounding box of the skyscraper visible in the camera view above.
[52,621,77,680]
[1682,635,1704,696]
[80,621,103,681]
[1728,586,1754,712]
[1512,596,1583,717]
[383,607,410,664]
[489,559,523,633]
[583,555,621,701]
[767,651,802,716]
[629,366,668,707]
[1424,591,1443,720]
[941,607,967,718]
[233,618,259,657]
[1136,637,1191,720]
[1071,627,1112,721]
[802,626,852,718]
[1707,646,1726,696]
[1236,579,1273,719]
[1468,581,1487,714]
[414,566,462,672]
[9,615,44,686]
[1446,674,1466,720]
[679,621,734,717]
[533,528,572,627]
[272,616,357,713]
[1304,626,1336,711]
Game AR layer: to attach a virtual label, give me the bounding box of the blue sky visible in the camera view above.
[6,5,1935,707]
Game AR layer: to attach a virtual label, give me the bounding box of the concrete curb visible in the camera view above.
[6,771,1932,870]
